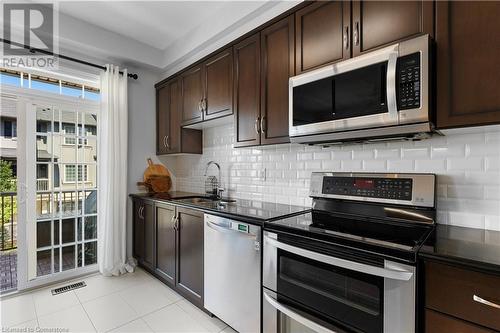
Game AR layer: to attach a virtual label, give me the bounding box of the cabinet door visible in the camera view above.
[352,1,433,56]
[436,1,500,129]
[203,48,233,121]
[156,204,176,285]
[233,33,261,148]
[168,79,181,153]
[260,15,294,145]
[156,85,169,155]
[133,200,145,261]
[181,65,204,125]
[142,201,155,269]
[176,207,204,305]
[295,1,351,74]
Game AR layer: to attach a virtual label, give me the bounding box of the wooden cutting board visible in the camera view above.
[143,158,170,182]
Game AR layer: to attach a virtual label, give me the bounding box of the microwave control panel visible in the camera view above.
[396,52,421,110]
[322,176,413,201]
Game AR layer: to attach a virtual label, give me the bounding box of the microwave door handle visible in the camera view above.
[386,51,399,121]
[264,235,413,281]
[263,291,337,333]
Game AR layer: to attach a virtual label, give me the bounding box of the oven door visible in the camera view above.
[263,231,416,333]
[289,44,399,138]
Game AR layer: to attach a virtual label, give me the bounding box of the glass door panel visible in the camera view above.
[32,105,98,279]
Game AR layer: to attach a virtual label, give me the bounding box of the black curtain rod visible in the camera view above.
[1,39,138,80]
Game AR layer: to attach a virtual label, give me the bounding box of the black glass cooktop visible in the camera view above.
[266,209,434,263]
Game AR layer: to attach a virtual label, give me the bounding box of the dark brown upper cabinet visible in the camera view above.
[203,48,233,121]
[233,33,261,148]
[181,65,204,125]
[156,85,170,155]
[436,1,500,129]
[260,15,295,145]
[352,1,434,57]
[295,1,351,74]
[156,79,202,155]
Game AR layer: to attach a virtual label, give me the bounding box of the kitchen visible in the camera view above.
[1,1,499,333]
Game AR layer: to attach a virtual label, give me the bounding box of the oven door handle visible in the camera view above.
[386,51,399,121]
[264,235,413,281]
[263,290,337,333]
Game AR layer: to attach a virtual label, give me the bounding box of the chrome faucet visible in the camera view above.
[204,161,224,199]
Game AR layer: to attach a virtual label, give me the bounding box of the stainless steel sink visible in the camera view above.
[171,196,236,205]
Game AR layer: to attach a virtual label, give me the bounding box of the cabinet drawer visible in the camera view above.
[425,261,500,331]
[425,309,494,333]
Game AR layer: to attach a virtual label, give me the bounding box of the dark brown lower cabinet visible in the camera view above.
[155,203,176,286]
[132,198,204,309]
[132,199,154,270]
[176,207,204,305]
[424,260,500,332]
[426,309,494,333]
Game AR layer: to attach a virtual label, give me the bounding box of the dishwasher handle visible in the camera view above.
[205,220,257,239]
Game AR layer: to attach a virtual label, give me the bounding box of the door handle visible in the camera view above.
[354,21,359,46]
[386,51,399,121]
[343,26,349,50]
[473,295,500,309]
[263,291,336,333]
[139,206,144,219]
[165,135,170,149]
[260,116,266,134]
[264,235,413,281]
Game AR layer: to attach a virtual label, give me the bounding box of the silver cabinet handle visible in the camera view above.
[386,51,399,121]
[473,295,500,309]
[260,116,266,134]
[198,99,203,113]
[254,116,260,135]
[263,291,336,333]
[354,21,359,46]
[166,135,170,149]
[163,135,167,148]
[139,206,144,219]
[264,235,413,281]
[343,26,349,50]
[202,98,207,112]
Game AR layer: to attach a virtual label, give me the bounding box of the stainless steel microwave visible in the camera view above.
[289,35,434,144]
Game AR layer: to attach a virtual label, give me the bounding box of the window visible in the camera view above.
[3,120,16,138]
[65,165,88,182]
[63,123,76,145]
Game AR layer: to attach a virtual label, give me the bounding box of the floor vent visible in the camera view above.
[51,281,86,295]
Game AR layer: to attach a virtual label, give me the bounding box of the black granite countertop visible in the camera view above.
[130,192,311,225]
[419,224,500,275]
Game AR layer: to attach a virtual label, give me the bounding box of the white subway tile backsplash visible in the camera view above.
[161,123,500,231]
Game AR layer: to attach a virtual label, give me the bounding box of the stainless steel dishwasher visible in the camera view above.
[204,214,261,333]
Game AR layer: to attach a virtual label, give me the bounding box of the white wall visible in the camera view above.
[160,123,500,232]
[126,66,161,258]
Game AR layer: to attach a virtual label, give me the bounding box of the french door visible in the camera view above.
[17,96,99,289]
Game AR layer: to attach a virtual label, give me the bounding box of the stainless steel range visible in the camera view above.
[263,172,436,333]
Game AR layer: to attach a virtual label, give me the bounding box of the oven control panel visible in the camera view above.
[310,172,436,208]
[397,52,421,110]
[322,176,413,200]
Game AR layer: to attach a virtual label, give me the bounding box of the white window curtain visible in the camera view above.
[98,65,134,276]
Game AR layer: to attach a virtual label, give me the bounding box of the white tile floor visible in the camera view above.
[0,268,237,333]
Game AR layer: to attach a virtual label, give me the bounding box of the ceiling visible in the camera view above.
[56,1,233,51]
[38,1,301,75]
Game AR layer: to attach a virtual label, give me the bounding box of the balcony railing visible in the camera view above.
[1,192,17,251]
[37,178,49,191]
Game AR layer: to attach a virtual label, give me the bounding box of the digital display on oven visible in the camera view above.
[354,179,375,189]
